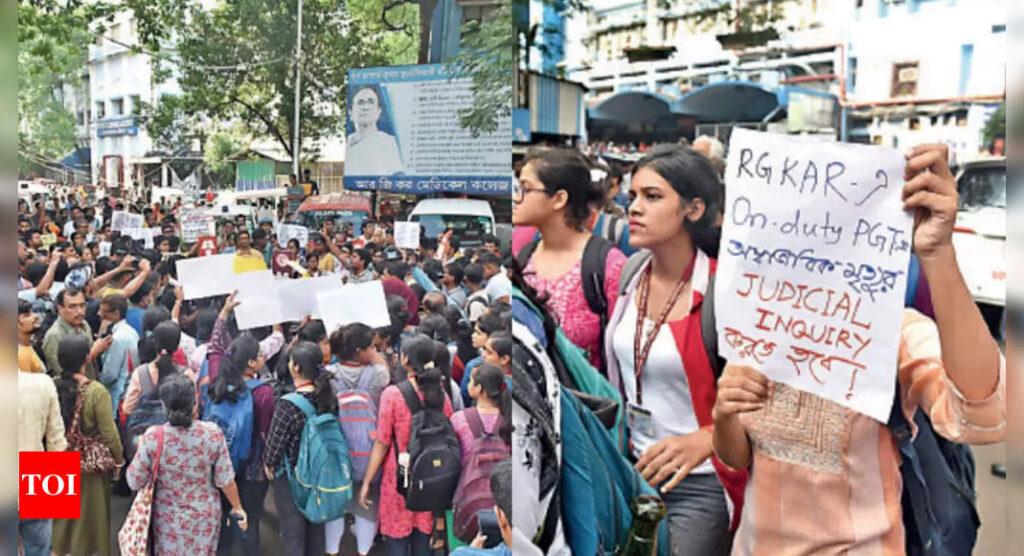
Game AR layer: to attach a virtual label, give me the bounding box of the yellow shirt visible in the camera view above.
[317,253,337,273]
[18,344,44,374]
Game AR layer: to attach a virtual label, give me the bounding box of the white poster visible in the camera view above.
[276,274,346,321]
[231,270,284,330]
[276,224,310,248]
[111,211,143,232]
[98,241,111,258]
[316,280,391,333]
[394,221,421,250]
[715,129,912,422]
[180,208,214,243]
[176,254,236,300]
[121,227,154,249]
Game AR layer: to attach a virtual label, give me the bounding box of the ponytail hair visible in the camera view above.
[211,335,257,404]
[159,373,197,428]
[330,323,374,362]
[489,331,512,361]
[473,363,512,444]
[401,333,445,410]
[289,341,337,415]
[55,335,90,428]
[150,321,181,383]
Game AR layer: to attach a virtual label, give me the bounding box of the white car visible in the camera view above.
[951,158,1005,308]
[408,198,496,249]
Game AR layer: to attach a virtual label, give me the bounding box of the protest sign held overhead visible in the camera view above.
[316,280,391,333]
[179,208,214,242]
[231,270,284,329]
[176,254,236,299]
[110,211,143,232]
[393,221,420,250]
[715,129,913,422]
[276,223,310,249]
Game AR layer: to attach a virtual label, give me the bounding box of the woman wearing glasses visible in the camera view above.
[512,147,626,370]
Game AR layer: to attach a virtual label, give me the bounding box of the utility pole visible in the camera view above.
[293,0,304,180]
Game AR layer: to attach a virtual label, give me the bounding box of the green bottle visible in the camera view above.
[616,495,667,556]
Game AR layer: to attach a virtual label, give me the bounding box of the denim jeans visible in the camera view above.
[273,476,325,555]
[18,519,52,556]
[662,472,733,556]
[384,530,431,556]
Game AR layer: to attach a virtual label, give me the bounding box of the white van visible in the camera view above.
[951,157,1005,308]
[408,198,495,248]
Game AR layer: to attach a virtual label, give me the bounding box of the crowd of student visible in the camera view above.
[509,140,1006,555]
[17,187,515,556]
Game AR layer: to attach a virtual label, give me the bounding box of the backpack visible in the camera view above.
[394,380,462,513]
[280,393,353,523]
[202,378,262,474]
[335,366,379,481]
[517,234,617,375]
[452,408,511,542]
[124,367,167,459]
[596,213,626,246]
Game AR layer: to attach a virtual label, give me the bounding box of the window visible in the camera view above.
[847,57,857,93]
[111,98,124,116]
[76,111,85,125]
[992,24,1005,33]
[95,101,106,120]
[890,61,918,97]
[958,44,973,95]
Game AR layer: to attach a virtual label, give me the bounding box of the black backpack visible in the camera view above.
[516,234,617,376]
[395,381,462,512]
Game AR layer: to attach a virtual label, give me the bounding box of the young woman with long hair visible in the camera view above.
[123,320,186,415]
[51,335,124,556]
[263,341,337,555]
[604,145,741,554]
[513,147,626,369]
[358,334,454,555]
[324,323,390,556]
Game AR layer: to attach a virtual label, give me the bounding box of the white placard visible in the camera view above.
[276,274,346,321]
[316,280,391,333]
[231,270,284,329]
[256,209,277,226]
[176,254,236,299]
[394,221,421,250]
[180,208,214,242]
[715,129,913,422]
[111,211,143,232]
[98,241,111,257]
[276,224,310,248]
[121,227,154,249]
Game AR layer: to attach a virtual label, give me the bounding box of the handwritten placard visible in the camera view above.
[111,211,143,232]
[121,227,154,249]
[715,129,912,422]
[180,208,214,242]
[394,221,421,250]
[316,280,391,333]
[276,223,310,249]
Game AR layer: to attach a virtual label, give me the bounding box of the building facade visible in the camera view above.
[88,10,181,190]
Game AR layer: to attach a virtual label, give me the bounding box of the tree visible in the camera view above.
[447,0,512,136]
[204,132,243,188]
[982,104,1005,147]
[348,0,420,65]
[137,0,391,164]
[381,0,438,64]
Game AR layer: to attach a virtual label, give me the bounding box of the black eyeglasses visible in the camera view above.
[512,181,549,203]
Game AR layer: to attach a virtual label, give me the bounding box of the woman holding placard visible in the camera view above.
[711,144,1005,554]
[603,145,742,555]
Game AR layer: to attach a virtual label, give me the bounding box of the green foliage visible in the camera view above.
[348,0,420,65]
[982,104,1005,146]
[137,0,391,162]
[447,0,512,136]
[204,132,243,188]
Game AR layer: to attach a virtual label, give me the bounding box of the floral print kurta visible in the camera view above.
[127,421,235,555]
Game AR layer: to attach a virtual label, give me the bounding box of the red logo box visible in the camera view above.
[19,452,81,519]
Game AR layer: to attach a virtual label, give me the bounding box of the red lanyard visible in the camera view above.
[632,255,696,405]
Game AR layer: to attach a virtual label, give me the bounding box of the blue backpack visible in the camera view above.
[281,393,353,523]
[335,366,378,481]
[559,387,670,556]
[202,378,262,474]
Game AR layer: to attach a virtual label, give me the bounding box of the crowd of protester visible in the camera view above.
[17,186,514,556]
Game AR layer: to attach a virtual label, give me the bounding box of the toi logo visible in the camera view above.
[19,452,81,519]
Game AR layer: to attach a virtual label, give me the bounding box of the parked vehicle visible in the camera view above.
[408,198,495,248]
[296,193,372,235]
[951,157,1005,335]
